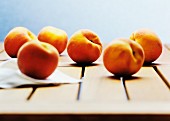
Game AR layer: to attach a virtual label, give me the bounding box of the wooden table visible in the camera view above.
[0,42,170,121]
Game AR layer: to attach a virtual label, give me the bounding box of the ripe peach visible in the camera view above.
[38,26,68,54]
[130,28,162,63]
[67,29,102,64]
[17,41,59,79]
[4,27,37,58]
[103,38,144,77]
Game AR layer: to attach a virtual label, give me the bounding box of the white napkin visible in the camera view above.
[0,59,81,88]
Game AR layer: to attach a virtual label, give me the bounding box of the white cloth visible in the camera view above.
[0,59,81,88]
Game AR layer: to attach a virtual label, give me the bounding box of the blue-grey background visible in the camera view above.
[0,0,170,43]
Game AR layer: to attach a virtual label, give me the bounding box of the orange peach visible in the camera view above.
[67,29,102,64]
[103,38,144,77]
[130,28,162,63]
[38,26,68,54]
[4,27,37,58]
[17,41,59,79]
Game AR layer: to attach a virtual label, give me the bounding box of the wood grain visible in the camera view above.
[155,45,170,64]
[0,42,3,52]
[156,65,170,88]
[80,65,126,102]
[126,67,170,101]
[0,88,32,103]
[0,42,170,120]
[29,67,81,102]
[0,42,10,61]
[0,48,10,61]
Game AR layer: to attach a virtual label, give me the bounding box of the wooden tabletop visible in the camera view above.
[0,42,170,121]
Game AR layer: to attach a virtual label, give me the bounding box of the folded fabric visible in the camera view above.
[0,59,81,88]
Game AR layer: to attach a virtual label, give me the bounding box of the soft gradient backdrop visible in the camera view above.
[0,0,170,43]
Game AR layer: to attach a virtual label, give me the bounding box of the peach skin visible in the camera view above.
[17,41,59,79]
[67,29,102,64]
[130,28,162,63]
[38,26,68,54]
[4,27,37,58]
[103,38,144,77]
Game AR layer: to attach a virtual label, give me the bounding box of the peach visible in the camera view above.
[103,38,144,77]
[38,26,68,54]
[130,28,162,63]
[67,29,102,64]
[17,41,59,79]
[4,27,37,58]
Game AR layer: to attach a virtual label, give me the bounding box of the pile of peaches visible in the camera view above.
[3,26,162,79]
